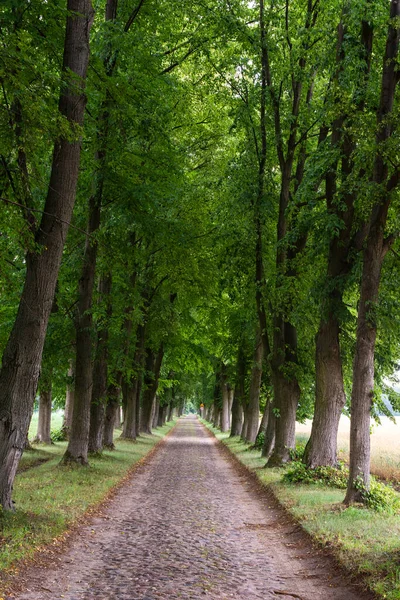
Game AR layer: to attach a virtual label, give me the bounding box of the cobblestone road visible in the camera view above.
[14,417,370,600]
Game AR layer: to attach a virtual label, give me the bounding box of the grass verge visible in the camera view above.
[0,420,175,590]
[203,422,400,600]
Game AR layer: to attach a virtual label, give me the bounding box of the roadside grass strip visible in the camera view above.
[204,422,400,600]
[0,421,175,580]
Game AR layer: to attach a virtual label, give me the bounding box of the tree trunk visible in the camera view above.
[103,380,120,449]
[267,371,299,465]
[230,392,243,437]
[121,380,138,440]
[257,402,269,439]
[221,383,230,433]
[0,0,93,510]
[115,405,122,428]
[303,316,345,466]
[62,194,101,465]
[62,361,74,440]
[231,345,246,437]
[244,332,263,444]
[152,395,160,429]
[262,400,276,459]
[88,273,111,454]
[228,386,234,428]
[34,387,52,444]
[167,402,174,422]
[158,404,167,427]
[241,409,248,440]
[140,345,164,434]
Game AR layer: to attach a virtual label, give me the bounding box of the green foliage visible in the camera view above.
[283,461,349,489]
[50,428,65,443]
[354,477,400,514]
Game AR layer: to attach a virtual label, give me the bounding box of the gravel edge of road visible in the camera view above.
[200,420,379,600]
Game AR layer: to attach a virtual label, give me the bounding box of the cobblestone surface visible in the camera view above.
[13,417,370,600]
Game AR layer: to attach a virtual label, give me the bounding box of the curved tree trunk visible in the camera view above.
[0,0,93,510]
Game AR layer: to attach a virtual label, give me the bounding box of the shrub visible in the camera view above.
[354,476,400,513]
[283,461,348,489]
[50,428,65,443]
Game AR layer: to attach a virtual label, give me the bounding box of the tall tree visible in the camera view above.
[0,0,93,510]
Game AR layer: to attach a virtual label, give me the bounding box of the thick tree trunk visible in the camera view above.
[167,402,174,422]
[140,345,164,434]
[267,370,299,466]
[0,0,93,510]
[158,404,167,427]
[244,332,263,444]
[34,387,52,444]
[121,380,138,440]
[304,316,345,466]
[62,361,75,440]
[103,381,120,449]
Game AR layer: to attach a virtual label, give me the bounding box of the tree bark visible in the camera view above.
[34,387,52,445]
[303,316,345,467]
[103,380,121,449]
[267,371,299,465]
[257,401,269,439]
[140,345,164,434]
[262,400,276,459]
[0,0,93,510]
[152,395,160,429]
[221,365,230,433]
[244,331,263,444]
[62,193,101,465]
[231,345,246,437]
[88,273,111,454]
[62,360,75,440]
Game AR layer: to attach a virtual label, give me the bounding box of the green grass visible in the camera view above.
[203,422,400,600]
[0,420,175,586]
